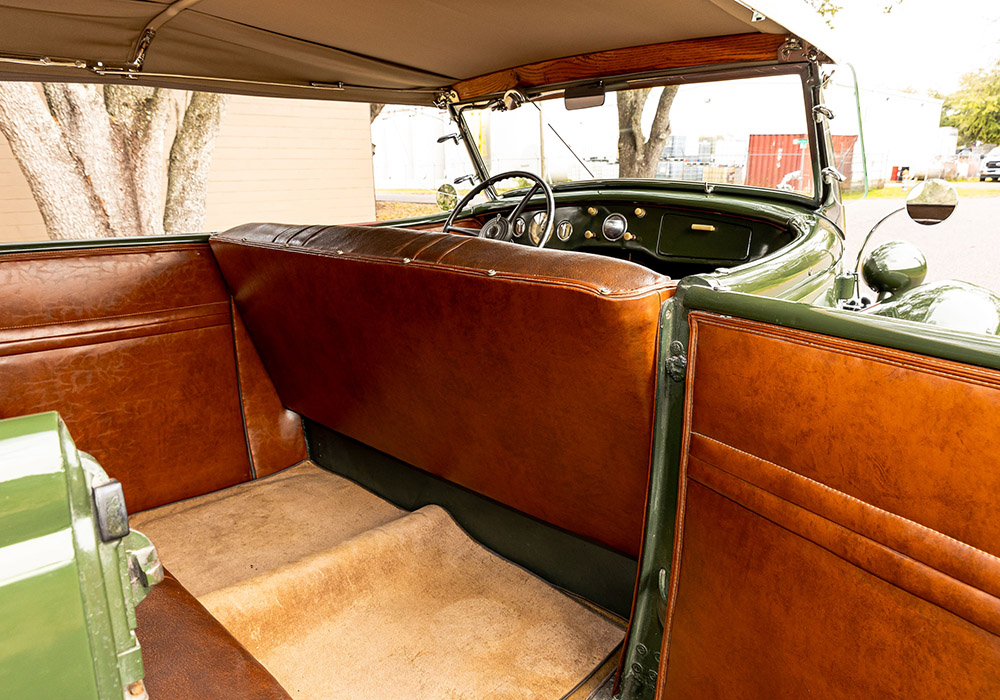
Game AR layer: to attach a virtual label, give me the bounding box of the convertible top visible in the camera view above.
[0,0,833,104]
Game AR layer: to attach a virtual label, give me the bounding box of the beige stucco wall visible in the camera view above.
[0,94,375,243]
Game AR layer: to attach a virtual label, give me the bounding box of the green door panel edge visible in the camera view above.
[0,412,162,700]
[619,280,1000,700]
[0,233,212,256]
[679,280,1000,369]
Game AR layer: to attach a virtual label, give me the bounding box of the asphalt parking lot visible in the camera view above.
[843,184,1000,295]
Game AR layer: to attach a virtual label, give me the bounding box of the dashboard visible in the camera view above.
[492,202,795,277]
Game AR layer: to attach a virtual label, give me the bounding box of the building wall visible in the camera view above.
[0,94,375,244]
[204,96,375,231]
[0,135,46,242]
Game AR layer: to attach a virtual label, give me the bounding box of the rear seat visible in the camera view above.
[211,223,675,556]
[136,571,292,700]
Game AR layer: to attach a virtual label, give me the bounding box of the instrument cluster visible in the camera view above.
[505,202,792,272]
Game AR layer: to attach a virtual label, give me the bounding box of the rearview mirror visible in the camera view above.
[564,82,605,111]
[905,178,958,225]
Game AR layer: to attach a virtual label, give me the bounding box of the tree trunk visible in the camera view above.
[0,83,115,239]
[105,85,173,236]
[616,86,678,178]
[164,91,228,234]
[370,103,385,122]
[43,83,142,236]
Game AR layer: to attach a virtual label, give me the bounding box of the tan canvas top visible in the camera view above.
[0,0,832,104]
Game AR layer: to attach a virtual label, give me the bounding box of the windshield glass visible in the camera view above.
[461,73,819,198]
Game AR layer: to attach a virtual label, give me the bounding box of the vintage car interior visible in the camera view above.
[1,2,999,700]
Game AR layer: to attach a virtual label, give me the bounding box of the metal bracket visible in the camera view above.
[93,479,130,542]
[812,103,835,122]
[821,166,847,183]
[778,36,821,64]
[492,89,526,112]
[665,340,688,383]
[434,89,460,108]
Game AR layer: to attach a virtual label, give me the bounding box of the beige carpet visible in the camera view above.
[134,462,624,699]
[130,462,404,596]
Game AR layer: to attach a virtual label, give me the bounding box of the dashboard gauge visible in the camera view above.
[602,213,627,241]
[513,217,526,238]
[556,220,573,241]
[528,211,548,246]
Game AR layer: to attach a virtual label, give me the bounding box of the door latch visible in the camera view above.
[665,340,688,383]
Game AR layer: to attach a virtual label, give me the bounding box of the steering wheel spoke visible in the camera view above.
[442,170,555,248]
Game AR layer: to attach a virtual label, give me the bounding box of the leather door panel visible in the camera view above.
[656,312,1000,698]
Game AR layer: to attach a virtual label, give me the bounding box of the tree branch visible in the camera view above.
[641,85,678,174]
[164,91,229,234]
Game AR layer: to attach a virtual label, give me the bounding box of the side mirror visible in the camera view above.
[837,178,959,310]
[436,183,458,211]
[905,178,958,225]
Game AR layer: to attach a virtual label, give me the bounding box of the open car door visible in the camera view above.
[622,281,1000,699]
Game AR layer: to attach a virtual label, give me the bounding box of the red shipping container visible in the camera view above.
[746,134,858,192]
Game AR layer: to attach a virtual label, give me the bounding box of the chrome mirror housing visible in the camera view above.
[905,179,958,225]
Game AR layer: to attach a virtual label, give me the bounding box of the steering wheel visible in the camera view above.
[442,170,555,247]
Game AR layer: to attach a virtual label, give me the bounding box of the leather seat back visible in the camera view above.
[211,224,674,555]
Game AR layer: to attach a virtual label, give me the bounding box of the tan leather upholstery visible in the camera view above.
[0,243,305,511]
[211,223,674,555]
[136,571,292,700]
[657,312,1000,698]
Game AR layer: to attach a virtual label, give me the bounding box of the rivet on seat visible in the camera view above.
[599,287,610,295]
[337,250,344,255]
[403,257,412,264]
[487,269,497,276]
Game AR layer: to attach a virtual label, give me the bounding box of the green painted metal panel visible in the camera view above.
[0,413,162,700]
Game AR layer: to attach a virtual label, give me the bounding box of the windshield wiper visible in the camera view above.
[532,103,594,179]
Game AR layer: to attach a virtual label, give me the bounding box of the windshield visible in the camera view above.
[462,73,822,198]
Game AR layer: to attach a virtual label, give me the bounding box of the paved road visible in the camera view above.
[843,193,1000,294]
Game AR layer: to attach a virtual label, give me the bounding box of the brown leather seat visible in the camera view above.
[210,223,675,556]
[136,571,292,700]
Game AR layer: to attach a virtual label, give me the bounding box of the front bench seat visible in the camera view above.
[210,224,674,556]
[136,570,292,700]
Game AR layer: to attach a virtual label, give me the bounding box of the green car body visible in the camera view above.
[0,413,161,700]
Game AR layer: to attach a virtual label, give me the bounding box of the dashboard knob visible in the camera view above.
[584,230,595,239]
[624,232,635,242]
[587,207,598,216]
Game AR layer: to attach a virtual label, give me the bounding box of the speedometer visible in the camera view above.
[528,212,548,246]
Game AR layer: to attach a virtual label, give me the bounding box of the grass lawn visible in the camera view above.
[376,201,441,221]
[844,183,1000,200]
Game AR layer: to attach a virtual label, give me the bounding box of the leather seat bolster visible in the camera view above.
[216,223,672,298]
[136,571,291,700]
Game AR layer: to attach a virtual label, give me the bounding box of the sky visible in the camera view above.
[796,0,1000,94]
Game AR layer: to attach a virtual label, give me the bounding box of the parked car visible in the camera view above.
[2,2,1000,700]
[981,146,1000,181]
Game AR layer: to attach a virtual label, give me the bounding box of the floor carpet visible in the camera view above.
[133,462,623,699]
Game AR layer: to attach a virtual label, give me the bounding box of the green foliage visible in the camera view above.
[941,62,1000,146]
[804,0,905,28]
[806,0,842,27]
